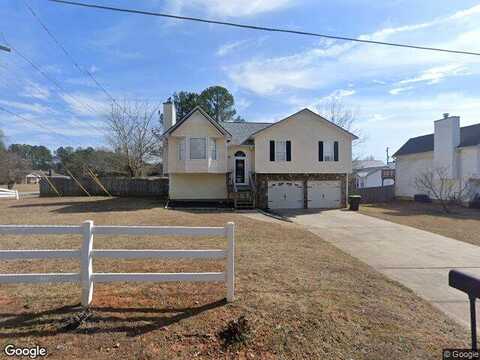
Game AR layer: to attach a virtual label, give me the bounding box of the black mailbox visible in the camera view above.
[449,270,480,350]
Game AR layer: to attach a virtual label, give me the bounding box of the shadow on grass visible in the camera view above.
[0,299,226,338]
[9,197,165,214]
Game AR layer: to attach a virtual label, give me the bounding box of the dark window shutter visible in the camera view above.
[286,141,291,161]
[334,141,339,161]
[269,140,275,161]
[318,141,324,162]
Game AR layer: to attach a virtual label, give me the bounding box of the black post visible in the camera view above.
[470,296,477,350]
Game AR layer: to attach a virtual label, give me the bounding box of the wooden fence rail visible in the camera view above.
[0,188,19,200]
[0,221,235,306]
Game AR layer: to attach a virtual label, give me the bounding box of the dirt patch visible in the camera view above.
[0,196,469,359]
[360,200,480,246]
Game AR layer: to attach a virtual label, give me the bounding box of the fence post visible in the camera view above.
[15,190,19,200]
[81,220,94,307]
[225,222,235,302]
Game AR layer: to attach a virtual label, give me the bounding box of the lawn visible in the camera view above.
[360,200,480,246]
[0,196,469,359]
[0,183,39,193]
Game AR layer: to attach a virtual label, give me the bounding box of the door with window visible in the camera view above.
[234,151,247,185]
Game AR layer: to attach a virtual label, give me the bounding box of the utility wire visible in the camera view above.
[48,0,480,56]
[0,35,108,136]
[24,1,126,113]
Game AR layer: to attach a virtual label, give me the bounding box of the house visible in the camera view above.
[393,113,480,201]
[353,160,395,189]
[25,172,42,184]
[161,100,357,209]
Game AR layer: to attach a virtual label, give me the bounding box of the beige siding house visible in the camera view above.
[161,100,357,209]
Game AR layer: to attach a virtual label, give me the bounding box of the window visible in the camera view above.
[189,137,206,159]
[178,138,185,160]
[209,138,217,160]
[324,141,333,161]
[275,141,286,161]
[319,141,338,162]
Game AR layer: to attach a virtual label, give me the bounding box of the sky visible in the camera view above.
[1,0,480,160]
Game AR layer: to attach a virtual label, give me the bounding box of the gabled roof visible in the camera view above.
[393,123,480,157]
[219,121,271,145]
[161,106,231,139]
[249,108,359,139]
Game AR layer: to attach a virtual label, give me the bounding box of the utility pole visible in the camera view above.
[386,147,390,164]
[0,44,11,53]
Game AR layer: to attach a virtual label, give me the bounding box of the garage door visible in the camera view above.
[268,181,304,209]
[307,181,341,209]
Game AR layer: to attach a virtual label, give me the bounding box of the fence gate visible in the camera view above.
[0,221,235,306]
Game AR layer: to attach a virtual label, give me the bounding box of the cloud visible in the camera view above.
[398,63,470,85]
[59,92,110,116]
[216,40,249,57]
[389,86,413,95]
[165,0,295,17]
[0,99,50,114]
[20,81,50,100]
[225,3,480,95]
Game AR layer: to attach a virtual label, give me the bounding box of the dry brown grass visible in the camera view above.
[360,200,480,246]
[0,183,39,193]
[0,197,469,359]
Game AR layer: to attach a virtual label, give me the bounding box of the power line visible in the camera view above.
[24,1,125,111]
[0,44,10,53]
[49,0,480,56]
[0,36,108,136]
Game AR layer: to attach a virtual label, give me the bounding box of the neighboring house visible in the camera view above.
[25,172,42,184]
[161,100,357,209]
[393,113,480,201]
[353,160,395,189]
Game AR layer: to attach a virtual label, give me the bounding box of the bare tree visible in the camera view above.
[317,97,366,154]
[0,150,30,185]
[105,101,159,177]
[414,167,472,213]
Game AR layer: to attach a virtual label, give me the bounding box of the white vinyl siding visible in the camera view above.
[189,137,206,160]
[178,138,186,160]
[209,138,217,160]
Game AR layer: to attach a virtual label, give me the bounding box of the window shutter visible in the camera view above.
[269,140,275,161]
[334,141,339,161]
[286,141,291,161]
[318,141,324,162]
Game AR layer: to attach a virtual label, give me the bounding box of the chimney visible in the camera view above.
[433,114,460,178]
[163,98,176,130]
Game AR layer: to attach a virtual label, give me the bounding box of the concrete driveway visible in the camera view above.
[276,209,480,328]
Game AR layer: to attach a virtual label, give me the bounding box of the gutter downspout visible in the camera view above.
[346,172,349,208]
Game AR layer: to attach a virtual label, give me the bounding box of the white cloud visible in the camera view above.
[0,100,50,114]
[59,92,110,116]
[20,81,50,100]
[165,0,294,17]
[399,64,469,85]
[226,3,480,95]
[216,40,249,57]
[389,86,413,95]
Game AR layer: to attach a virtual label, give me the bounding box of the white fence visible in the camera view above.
[0,188,19,200]
[0,221,235,306]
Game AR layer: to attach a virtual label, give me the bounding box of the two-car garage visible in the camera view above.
[267,179,342,209]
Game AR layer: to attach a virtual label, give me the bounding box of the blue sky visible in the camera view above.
[1,0,480,160]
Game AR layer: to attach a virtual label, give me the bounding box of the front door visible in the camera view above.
[235,158,246,185]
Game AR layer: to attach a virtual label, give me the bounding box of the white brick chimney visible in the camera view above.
[163,98,176,130]
[433,113,460,178]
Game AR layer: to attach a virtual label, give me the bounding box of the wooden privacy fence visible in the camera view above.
[0,221,235,306]
[352,185,395,203]
[40,177,169,197]
[0,188,19,200]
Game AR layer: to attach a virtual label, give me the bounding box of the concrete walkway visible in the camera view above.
[268,209,480,328]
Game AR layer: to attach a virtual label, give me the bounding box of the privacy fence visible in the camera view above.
[351,185,395,203]
[0,221,235,306]
[40,177,169,198]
